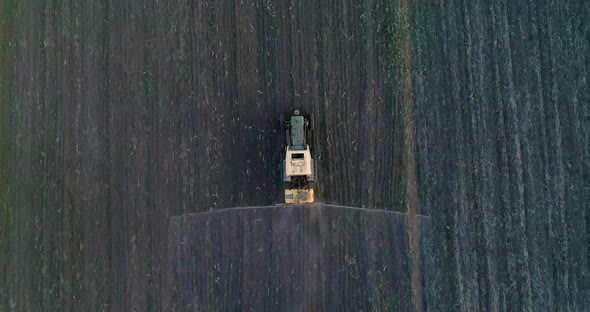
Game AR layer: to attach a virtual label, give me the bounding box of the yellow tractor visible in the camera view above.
[280,110,316,204]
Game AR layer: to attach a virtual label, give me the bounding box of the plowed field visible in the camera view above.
[1,0,588,311]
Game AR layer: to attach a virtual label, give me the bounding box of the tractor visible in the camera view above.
[279,110,316,204]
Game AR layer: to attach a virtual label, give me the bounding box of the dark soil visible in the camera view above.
[1,0,588,311]
[166,204,430,311]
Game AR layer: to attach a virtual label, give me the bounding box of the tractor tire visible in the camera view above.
[306,120,314,148]
[279,157,285,182]
[279,114,285,130]
[286,129,291,146]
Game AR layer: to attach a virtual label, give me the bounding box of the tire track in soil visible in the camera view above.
[394,1,422,311]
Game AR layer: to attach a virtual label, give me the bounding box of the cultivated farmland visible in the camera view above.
[0,0,588,311]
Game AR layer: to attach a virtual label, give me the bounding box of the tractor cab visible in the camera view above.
[284,145,315,181]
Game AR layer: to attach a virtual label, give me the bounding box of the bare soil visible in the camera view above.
[166,204,430,311]
[1,0,589,311]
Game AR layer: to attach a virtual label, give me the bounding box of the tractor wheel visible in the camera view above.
[286,129,291,146]
[279,114,285,130]
[280,157,285,182]
[306,118,314,146]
